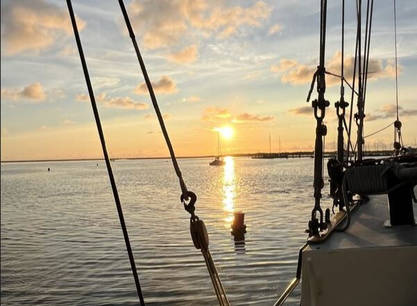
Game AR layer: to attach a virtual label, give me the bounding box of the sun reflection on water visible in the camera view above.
[222,156,236,227]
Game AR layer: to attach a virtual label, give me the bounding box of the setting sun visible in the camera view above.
[215,126,234,140]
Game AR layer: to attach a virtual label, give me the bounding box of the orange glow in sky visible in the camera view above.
[215,126,235,140]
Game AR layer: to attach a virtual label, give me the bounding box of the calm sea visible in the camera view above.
[1,157,329,305]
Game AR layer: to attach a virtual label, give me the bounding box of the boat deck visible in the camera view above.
[309,194,417,251]
[301,194,417,306]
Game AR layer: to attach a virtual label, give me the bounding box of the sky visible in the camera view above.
[1,0,417,161]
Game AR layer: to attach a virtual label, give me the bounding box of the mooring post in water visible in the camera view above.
[66,1,145,305]
[231,211,246,241]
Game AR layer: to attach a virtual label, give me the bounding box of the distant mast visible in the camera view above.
[269,133,272,154]
[279,136,281,153]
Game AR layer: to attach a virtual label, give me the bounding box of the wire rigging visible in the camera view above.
[66,1,145,304]
[394,0,400,122]
[364,121,395,139]
[117,1,229,304]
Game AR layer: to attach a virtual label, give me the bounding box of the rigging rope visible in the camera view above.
[335,0,348,164]
[364,121,394,139]
[306,0,329,236]
[117,1,229,304]
[66,1,145,304]
[394,0,400,122]
[363,0,374,104]
[393,0,403,155]
[118,0,188,197]
[346,0,360,162]
[356,0,366,161]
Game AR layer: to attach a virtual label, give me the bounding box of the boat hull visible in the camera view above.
[301,195,417,306]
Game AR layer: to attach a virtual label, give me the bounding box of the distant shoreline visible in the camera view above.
[0,150,403,163]
[0,155,215,164]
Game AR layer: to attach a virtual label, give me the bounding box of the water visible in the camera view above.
[1,157,329,305]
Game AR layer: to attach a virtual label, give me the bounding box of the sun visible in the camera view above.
[215,126,234,140]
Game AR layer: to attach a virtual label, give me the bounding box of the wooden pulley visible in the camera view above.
[190,218,209,251]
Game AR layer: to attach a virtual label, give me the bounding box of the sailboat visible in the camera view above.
[210,131,225,166]
[275,0,417,305]
[67,0,416,305]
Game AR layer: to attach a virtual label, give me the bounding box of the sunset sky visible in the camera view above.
[1,0,417,161]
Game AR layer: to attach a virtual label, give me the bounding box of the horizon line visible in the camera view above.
[0,149,402,163]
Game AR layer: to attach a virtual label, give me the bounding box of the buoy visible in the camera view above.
[231,211,246,241]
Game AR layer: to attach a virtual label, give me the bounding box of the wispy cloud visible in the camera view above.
[289,106,312,116]
[272,52,399,86]
[166,45,198,64]
[366,104,417,121]
[202,107,274,124]
[128,0,271,49]
[233,113,274,123]
[270,59,297,73]
[182,96,201,103]
[134,76,178,95]
[143,113,171,120]
[63,119,76,125]
[76,93,148,110]
[1,0,85,55]
[202,107,232,122]
[1,82,46,102]
[268,24,282,35]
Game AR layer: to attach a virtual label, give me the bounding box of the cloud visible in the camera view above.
[144,113,171,120]
[273,52,399,86]
[202,107,273,124]
[1,82,46,102]
[76,93,148,110]
[325,52,398,85]
[128,0,271,49]
[281,64,315,85]
[134,76,178,95]
[63,119,76,125]
[243,71,262,80]
[233,113,274,123]
[1,0,85,55]
[202,107,232,122]
[182,96,201,103]
[268,24,282,35]
[289,106,312,116]
[167,45,198,63]
[271,59,298,73]
[366,104,417,121]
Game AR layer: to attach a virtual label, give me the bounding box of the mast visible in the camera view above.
[217,131,221,157]
[269,133,272,154]
[279,136,281,153]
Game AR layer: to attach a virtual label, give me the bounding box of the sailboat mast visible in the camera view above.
[269,133,272,154]
[279,136,281,153]
[217,132,221,156]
